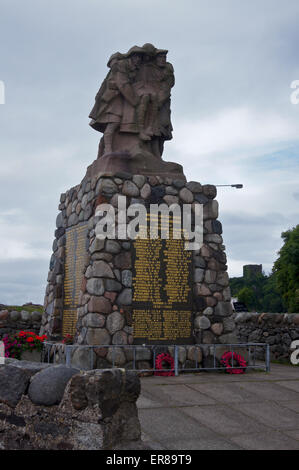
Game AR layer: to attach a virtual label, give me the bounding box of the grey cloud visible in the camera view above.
[221,211,299,274]
[0,259,48,305]
[1,0,299,301]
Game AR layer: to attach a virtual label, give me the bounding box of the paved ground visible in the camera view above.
[137,363,299,450]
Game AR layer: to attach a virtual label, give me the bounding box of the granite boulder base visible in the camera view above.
[41,173,235,368]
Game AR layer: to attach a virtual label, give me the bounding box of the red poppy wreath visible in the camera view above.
[154,353,175,376]
[220,351,247,374]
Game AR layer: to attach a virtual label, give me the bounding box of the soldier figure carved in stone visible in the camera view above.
[89,43,174,158]
[88,43,185,180]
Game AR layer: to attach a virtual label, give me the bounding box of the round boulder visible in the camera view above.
[31,311,42,322]
[106,311,125,335]
[194,315,211,330]
[28,365,79,406]
[10,310,20,321]
[106,347,126,366]
[21,310,31,322]
[0,310,9,321]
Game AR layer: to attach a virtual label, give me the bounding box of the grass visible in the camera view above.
[2,305,44,314]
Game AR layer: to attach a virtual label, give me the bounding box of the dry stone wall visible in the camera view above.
[0,309,42,340]
[235,311,299,361]
[0,360,144,450]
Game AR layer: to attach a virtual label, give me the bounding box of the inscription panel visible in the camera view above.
[62,223,88,336]
[132,218,193,344]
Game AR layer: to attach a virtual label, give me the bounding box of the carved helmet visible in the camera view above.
[156,48,168,55]
[141,43,157,56]
[125,45,145,58]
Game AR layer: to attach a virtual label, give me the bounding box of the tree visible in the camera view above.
[273,225,299,312]
[230,268,286,313]
[237,287,255,310]
[261,273,285,312]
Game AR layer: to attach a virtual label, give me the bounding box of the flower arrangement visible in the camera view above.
[154,352,175,376]
[2,331,47,360]
[61,334,73,345]
[220,351,247,374]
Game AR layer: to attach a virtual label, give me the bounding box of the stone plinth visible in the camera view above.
[41,171,235,349]
[85,152,186,182]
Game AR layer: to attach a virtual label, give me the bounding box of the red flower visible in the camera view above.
[220,351,247,374]
[155,353,175,376]
[26,337,34,343]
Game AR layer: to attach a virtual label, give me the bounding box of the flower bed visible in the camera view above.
[2,331,47,360]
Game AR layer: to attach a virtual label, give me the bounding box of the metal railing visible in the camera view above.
[42,342,270,375]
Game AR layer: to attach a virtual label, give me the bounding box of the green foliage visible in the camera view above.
[273,225,299,313]
[3,305,43,314]
[230,270,285,313]
[237,287,255,309]
[230,224,299,312]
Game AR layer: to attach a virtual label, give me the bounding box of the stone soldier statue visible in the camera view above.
[89,52,124,154]
[89,46,145,155]
[87,44,185,181]
[152,48,175,154]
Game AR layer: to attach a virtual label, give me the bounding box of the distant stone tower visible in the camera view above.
[243,265,263,281]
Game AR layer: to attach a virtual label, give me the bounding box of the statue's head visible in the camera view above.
[141,43,157,63]
[126,46,145,67]
[156,49,168,67]
[107,52,123,68]
[142,43,156,55]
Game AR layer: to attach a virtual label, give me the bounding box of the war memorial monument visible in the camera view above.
[40,44,236,369]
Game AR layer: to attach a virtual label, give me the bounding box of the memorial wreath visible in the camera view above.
[220,351,247,374]
[154,353,175,376]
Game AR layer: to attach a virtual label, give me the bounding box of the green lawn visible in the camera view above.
[3,305,44,314]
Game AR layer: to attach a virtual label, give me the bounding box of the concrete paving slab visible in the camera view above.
[237,381,299,401]
[279,401,299,413]
[142,384,217,407]
[137,395,164,409]
[229,431,299,450]
[138,407,218,442]
[266,365,299,379]
[181,404,271,435]
[159,437,243,450]
[140,369,270,385]
[141,432,166,450]
[186,382,261,404]
[276,380,299,393]
[138,363,299,450]
[232,401,299,429]
[283,430,299,441]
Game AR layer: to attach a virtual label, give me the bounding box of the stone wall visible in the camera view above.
[0,309,42,340]
[41,172,235,346]
[235,311,299,361]
[0,360,144,450]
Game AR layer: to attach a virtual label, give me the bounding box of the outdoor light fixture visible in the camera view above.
[216,184,243,189]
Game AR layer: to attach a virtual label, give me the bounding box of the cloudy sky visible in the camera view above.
[0,0,298,305]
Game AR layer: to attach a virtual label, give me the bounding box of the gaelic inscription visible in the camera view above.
[132,227,193,344]
[62,223,88,336]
